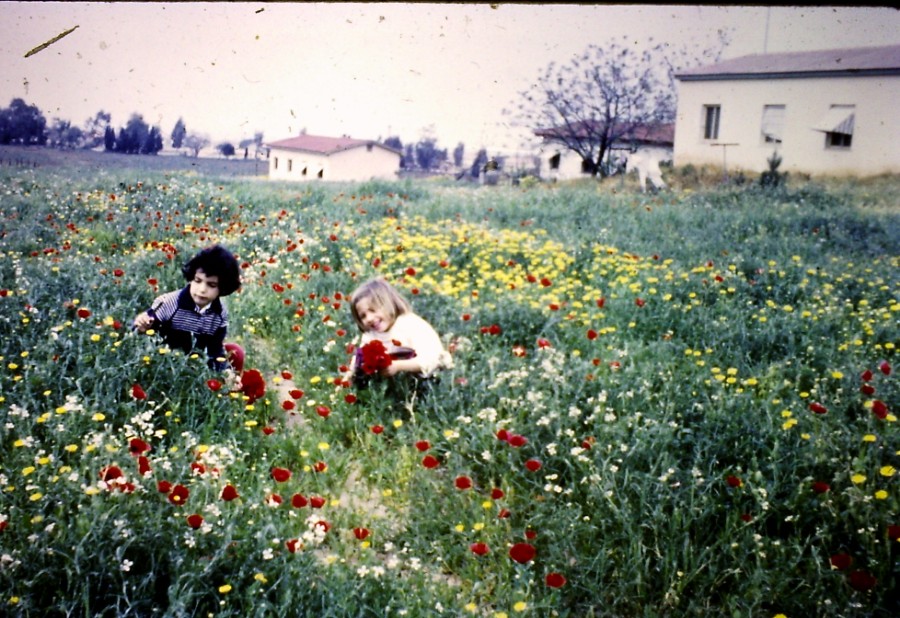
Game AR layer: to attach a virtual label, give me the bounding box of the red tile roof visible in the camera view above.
[266,134,399,155]
[677,44,900,80]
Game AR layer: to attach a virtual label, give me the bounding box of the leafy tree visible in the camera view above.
[403,144,415,170]
[183,133,210,158]
[469,148,488,179]
[508,35,729,177]
[47,119,83,149]
[112,114,161,154]
[104,126,116,151]
[453,142,465,168]
[0,98,47,145]
[217,142,235,158]
[83,110,111,149]
[142,126,163,155]
[415,138,447,171]
[171,118,186,149]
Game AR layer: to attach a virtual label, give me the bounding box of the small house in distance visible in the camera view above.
[533,122,674,181]
[265,134,401,182]
[674,44,900,176]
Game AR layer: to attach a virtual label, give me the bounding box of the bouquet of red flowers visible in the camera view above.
[355,339,417,378]
[357,340,393,376]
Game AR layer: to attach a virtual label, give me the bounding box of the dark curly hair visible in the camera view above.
[181,245,241,296]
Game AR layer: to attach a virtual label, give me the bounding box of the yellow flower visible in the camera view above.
[218,584,232,594]
[318,442,330,451]
[392,419,403,428]
[513,602,528,612]
[92,413,106,421]
[465,603,478,613]
[254,573,268,584]
[851,474,867,485]
[29,492,42,501]
[879,466,896,477]
[874,490,888,500]
[862,434,877,443]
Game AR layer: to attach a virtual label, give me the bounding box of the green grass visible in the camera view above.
[0,150,897,617]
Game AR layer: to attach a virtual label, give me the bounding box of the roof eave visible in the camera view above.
[677,68,900,81]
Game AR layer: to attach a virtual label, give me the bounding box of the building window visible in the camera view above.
[814,105,854,150]
[703,105,721,140]
[287,159,293,172]
[549,153,560,170]
[760,105,785,144]
[274,157,278,170]
[302,166,307,176]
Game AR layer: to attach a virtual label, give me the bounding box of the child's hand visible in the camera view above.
[133,312,154,333]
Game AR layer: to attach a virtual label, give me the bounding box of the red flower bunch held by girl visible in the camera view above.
[356,339,394,376]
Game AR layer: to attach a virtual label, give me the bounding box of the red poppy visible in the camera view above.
[498,508,511,519]
[353,527,370,540]
[272,283,285,293]
[830,553,853,570]
[267,493,283,506]
[496,429,510,442]
[157,480,172,493]
[131,384,147,400]
[545,572,567,588]
[357,339,393,375]
[470,542,489,556]
[282,400,296,411]
[525,529,537,540]
[314,520,330,533]
[206,379,223,392]
[147,278,158,286]
[240,369,266,403]
[809,402,828,415]
[596,297,606,308]
[314,461,328,473]
[871,400,888,419]
[726,475,743,488]
[422,455,440,469]
[455,476,473,490]
[168,484,189,506]
[371,424,384,434]
[99,465,124,482]
[861,369,874,382]
[587,329,598,340]
[509,434,528,447]
[190,462,206,476]
[415,440,431,452]
[635,298,645,307]
[879,360,892,376]
[536,338,551,349]
[509,543,536,564]
[491,487,505,500]
[512,345,526,357]
[289,389,305,399]
[113,269,125,277]
[129,438,151,456]
[291,493,308,508]
[887,525,900,541]
[861,383,876,395]
[848,570,877,591]
[344,394,358,404]
[76,308,92,319]
[271,467,292,482]
[488,324,501,336]
[310,496,326,508]
[137,456,151,476]
[262,426,276,435]
[316,405,331,418]
[187,514,204,529]
[740,513,753,523]
[812,481,831,494]
[221,484,239,501]
[525,459,542,472]
[285,538,301,553]
[0,521,7,532]
[281,370,293,379]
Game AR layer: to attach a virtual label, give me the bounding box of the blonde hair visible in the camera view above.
[349,278,412,331]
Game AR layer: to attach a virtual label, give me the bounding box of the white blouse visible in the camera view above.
[358,312,452,377]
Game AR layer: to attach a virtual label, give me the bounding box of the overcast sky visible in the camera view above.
[2,3,899,155]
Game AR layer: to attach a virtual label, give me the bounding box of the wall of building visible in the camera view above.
[674,75,899,176]
[268,146,399,182]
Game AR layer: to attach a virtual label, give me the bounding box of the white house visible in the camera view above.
[265,134,401,182]
[674,44,900,176]
[534,122,674,181]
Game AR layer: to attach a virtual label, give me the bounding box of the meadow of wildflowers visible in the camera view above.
[0,162,897,617]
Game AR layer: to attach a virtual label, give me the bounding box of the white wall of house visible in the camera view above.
[539,144,672,181]
[674,75,899,176]
[268,145,399,182]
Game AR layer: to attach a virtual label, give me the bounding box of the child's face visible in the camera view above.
[355,297,392,333]
[189,269,221,308]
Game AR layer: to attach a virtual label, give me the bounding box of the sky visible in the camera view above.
[2,2,899,156]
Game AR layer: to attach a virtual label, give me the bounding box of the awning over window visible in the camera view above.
[813,107,855,135]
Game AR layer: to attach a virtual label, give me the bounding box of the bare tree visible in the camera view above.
[507,35,729,177]
[183,133,210,158]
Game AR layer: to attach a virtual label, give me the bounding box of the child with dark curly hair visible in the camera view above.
[133,244,244,372]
